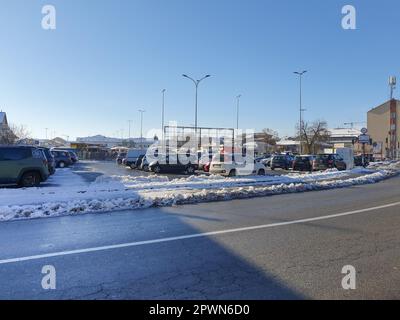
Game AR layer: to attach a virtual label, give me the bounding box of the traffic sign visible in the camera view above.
[361,127,368,134]
[358,134,370,144]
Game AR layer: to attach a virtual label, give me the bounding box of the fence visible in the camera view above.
[76,150,115,161]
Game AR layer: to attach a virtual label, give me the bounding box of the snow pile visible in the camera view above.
[368,161,400,171]
[0,165,399,221]
[97,169,358,193]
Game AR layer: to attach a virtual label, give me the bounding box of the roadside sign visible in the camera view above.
[358,134,370,144]
[361,128,368,134]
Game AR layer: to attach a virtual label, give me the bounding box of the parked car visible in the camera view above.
[198,152,213,171]
[312,154,347,171]
[116,152,127,165]
[134,154,145,169]
[51,150,74,168]
[260,156,273,167]
[354,154,374,167]
[149,153,198,175]
[139,156,150,171]
[270,154,293,170]
[38,147,56,175]
[354,155,364,167]
[0,146,50,187]
[292,155,314,172]
[209,153,266,177]
[68,151,79,163]
[255,154,270,163]
[125,149,147,169]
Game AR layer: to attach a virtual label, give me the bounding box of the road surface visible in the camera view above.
[1,174,400,299]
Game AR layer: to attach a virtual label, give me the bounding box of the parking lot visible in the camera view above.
[71,160,296,183]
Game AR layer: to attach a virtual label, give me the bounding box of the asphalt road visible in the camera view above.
[1,174,400,299]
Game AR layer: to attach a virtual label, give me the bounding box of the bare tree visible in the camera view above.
[259,128,280,145]
[296,120,329,154]
[11,124,31,140]
[0,124,31,145]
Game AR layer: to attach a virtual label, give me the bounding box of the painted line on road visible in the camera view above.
[1,200,400,265]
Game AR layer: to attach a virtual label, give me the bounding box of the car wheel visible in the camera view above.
[270,166,275,171]
[117,159,122,165]
[130,163,136,170]
[258,169,265,176]
[185,165,195,175]
[20,172,41,188]
[143,165,149,172]
[58,161,66,168]
[153,165,161,174]
[228,169,236,177]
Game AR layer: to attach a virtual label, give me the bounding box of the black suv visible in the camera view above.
[312,154,347,171]
[149,154,198,174]
[0,146,50,187]
[270,154,293,170]
[38,147,56,175]
[292,155,314,172]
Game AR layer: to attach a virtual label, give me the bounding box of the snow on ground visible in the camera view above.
[0,162,399,221]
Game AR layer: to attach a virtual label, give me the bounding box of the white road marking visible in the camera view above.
[1,201,400,265]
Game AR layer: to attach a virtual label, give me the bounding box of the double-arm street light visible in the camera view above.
[294,70,307,154]
[182,74,211,134]
[138,109,145,148]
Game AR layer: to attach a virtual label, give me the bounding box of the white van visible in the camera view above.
[125,149,147,169]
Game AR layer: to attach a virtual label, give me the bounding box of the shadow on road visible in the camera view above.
[0,205,305,300]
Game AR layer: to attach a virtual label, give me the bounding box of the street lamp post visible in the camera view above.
[182,74,211,138]
[128,120,133,140]
[236,94,242,130]
[138,109,145,148]
[161,89,166,143]
[294,70,307,154]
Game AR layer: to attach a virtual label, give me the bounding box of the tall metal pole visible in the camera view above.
[236,95,241,130]
[138,109,145,148]
[182,74,211,144]
[294,70,307,154]
[161,89,166,143]
[128,120,132,140]
[300,75,302,154]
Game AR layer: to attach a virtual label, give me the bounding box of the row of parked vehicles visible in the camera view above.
[0,146,78,188]
[260,153,348,172]
[117,149,199,174]
[115,147,366,177]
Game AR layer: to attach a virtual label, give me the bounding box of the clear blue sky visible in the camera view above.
[0,0,399,140]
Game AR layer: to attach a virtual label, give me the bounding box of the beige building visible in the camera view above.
[367,99,400,159]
